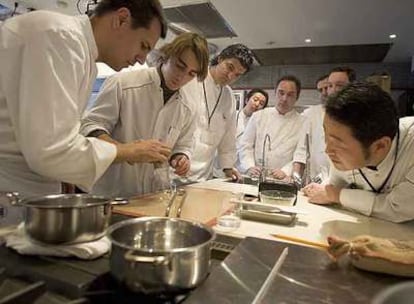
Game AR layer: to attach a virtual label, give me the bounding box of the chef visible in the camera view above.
[236,89,269,140]
[293,67,356,183]
[238,75,305,180]
[183,44,254,182]
[303,82,414,223]
[0,0,168,200]
[235,89,269,172]
[80,33,209,197]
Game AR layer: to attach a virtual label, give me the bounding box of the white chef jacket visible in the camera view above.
[80,67,197,197]
[235,109,251,172]
[238,107,305,175]
[182,71,237,182]
[236,109,250,140]
[293,104,330,180]
[329,117,414,223]
[0,11,116,198]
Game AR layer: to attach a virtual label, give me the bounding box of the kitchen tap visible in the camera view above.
[260,134,271,183]
[300,133,323,187]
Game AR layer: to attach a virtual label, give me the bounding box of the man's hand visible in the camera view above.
[303,183,341,205]
[116,139,171,164]
[247,166,262,178]
[224,168,242,181]
[270,169,287,180]
[170,154,190,176]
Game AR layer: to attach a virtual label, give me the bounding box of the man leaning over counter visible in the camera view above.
[303,82,414,223]
[0,0,168,199]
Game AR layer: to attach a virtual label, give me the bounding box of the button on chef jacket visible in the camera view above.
[0,11,116,198]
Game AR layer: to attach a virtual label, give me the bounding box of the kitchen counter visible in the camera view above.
[114,179,414,246]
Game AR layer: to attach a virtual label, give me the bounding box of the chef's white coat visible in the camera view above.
[329,117,414,223]
[236,109,250,140]
[238,107,305,175]
[293,104,330,180]
[0,11,116,198]
[182,72,237,182]
[235,109,251,172]
[80,68,197,197]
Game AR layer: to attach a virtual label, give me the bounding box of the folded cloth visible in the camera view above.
[2,224,110,260]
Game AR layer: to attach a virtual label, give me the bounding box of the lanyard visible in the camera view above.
[202,81,223,127]
[357,129,400,193]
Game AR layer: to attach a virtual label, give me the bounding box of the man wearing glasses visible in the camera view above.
[238,75,305,180]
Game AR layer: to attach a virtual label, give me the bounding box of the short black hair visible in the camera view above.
[94,0,167,39]
[316,74,329,86]
[245,88,269,107]
[329,66,356,82]
[325,82,399,148]
[210,43,254,72]
[276,75,301,98]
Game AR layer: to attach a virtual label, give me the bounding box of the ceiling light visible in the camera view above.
[305,38,312,43]
[389,34,397,39]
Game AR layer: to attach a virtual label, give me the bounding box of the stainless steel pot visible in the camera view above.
[4,193,127,244]
[107,217,215,294]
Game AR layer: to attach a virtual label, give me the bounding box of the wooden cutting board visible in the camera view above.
[112,187,233,226]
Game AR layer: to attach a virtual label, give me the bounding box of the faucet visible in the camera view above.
[302,133,311,187]
[260,134,271,183]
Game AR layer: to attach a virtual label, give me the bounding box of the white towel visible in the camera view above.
[1,224,111,260]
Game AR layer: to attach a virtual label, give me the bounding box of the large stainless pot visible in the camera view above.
[4,193,127,244]
[107,217,215,294]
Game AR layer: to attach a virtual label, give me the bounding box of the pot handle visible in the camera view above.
[0,192,20,205]
[110,197,129,206]
[124,251,168,265]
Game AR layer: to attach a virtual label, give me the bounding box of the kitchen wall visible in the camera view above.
[232,61,414,113]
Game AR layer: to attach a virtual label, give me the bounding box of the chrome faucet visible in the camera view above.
[302,133,311,187]
[260,134,271,182]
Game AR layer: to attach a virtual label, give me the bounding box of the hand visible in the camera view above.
[224,168,242,181]
[247,166,262,178]
[270,169,287,180]
[117,139,171,164]
[170,154,190,176]
[303,183,340,205]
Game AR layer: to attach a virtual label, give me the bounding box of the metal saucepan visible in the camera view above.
[2,192,128,244]
[107,217,215,294]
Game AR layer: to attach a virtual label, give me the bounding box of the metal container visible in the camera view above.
[107,217,215,294]
[5,193,127,244]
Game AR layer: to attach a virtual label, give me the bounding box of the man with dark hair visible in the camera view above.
[0,0,167,206]
[303,82,414,223]
[239,75,305,180]
[183,44,254,181]
[234,88,268,172]
[316,74,329,103]
[327,66,356,95]
[236,89,269,139]
[292,74,330,183]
